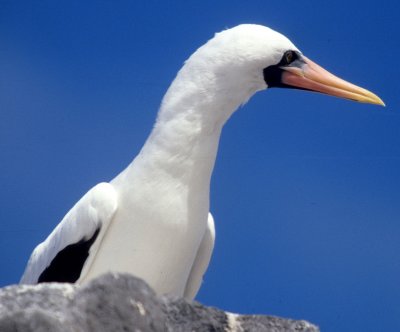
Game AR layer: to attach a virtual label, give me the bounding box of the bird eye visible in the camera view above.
[284,51,295,64]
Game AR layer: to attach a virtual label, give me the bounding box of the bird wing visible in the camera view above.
[183,212,216,300]
[20,182,118,284]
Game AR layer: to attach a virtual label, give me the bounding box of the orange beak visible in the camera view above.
[280,56,385,106]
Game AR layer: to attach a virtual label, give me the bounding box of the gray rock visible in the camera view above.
[0,273,319,332]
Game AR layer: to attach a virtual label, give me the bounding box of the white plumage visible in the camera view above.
[20,24,383,300]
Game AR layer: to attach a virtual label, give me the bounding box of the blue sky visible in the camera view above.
[1,1,399,331]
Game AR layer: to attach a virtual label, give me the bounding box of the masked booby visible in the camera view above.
[20,24,384,300]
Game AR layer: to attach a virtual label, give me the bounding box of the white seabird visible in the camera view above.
[20,24,384,300]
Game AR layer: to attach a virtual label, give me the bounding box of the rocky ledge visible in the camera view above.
[0,273,319,331]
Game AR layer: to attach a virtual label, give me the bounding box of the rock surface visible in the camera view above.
[0,273,319,332]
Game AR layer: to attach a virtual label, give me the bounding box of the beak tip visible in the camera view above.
[360,89,385,107]
[371,95,385,107]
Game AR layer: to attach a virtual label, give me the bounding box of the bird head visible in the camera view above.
[191,24,384,107]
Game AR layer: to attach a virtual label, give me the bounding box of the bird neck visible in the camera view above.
[125,62,249,189]
[138,91,227,187]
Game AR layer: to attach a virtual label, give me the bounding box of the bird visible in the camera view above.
[20,24,384,300]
